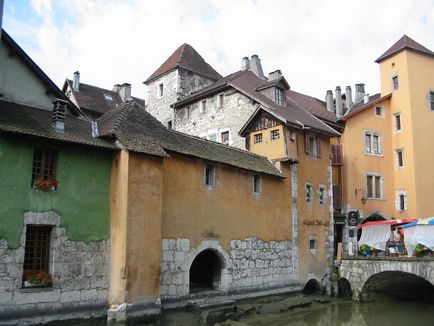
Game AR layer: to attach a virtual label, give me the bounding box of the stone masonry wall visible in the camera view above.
[0,211,109,325]
[160,237,297,300]
[174,91,258,149]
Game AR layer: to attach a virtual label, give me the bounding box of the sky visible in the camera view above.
[2,0,434,101]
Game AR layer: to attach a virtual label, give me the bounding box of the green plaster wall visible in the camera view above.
[0,137,112,248]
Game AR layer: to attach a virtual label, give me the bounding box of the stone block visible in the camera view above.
[162,251,173,262]
[14,289,60,304]
[168,285,177,297]
[60,290,81,302]
[80,289,98,302]
[161,272,171,285]
[174,251,186,262]
[172,273,183,285]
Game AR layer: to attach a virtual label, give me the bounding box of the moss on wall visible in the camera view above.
[0,137,112,248]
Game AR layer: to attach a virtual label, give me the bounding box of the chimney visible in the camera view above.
[345,86,353,109]
[72,71,80,91]
[325,90,334,112]
[249,54,265,79]
[112,84,121,93]
[119,83,131,102]
[52,99,68,132]
[268,70,282,81]
[354,83,365,104]
[364,94,370,103]
[335,86,343,117]
[241,57,250,71]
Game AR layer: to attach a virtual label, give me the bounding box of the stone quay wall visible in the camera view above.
[160,237,297,300]
[0,211,109,325]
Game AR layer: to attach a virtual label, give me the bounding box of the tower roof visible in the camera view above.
[375,35,434,63]
[144,43,222,84]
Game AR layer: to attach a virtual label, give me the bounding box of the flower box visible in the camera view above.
[24,271,53,287]
[33,178,59,191]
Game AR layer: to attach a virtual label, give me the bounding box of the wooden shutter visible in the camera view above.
[305,132,310,154]
[331,144,343,165]
[316,136,321,158]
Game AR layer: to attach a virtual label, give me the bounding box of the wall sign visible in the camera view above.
[347,211,359,226]
[303,220,330,226]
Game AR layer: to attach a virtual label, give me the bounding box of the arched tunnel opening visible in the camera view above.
[360,271,434,302]
[189,249,221,293]
[303,279,321,295]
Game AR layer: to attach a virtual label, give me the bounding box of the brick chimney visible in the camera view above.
[72,71,80,91]
[52,99,68,132]
[335,86,343,117]
[345,86,353,109]
[119,83,131,102]
[268,70,282,81]
[354,83,365,104]
[325,90,334,113]
[249,55,265,79]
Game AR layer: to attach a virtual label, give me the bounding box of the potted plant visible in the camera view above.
[24,271,53,287]
[33,178,59,191]
[414,244,426,257]
[359,244,371,257]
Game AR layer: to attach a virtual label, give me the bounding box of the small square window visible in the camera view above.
[309,239,317,250]
[159,84,164,97]
[306,184,313,202]
[32,149,57,190]
[319,187,326,204]
[271,129,280,140]
[104,94,113,101]
[221,131,229,145]
[392,76,399,90]
[204,164,215,187]
[375,106,384,116]
[254,133,263,144]
[253,174,262,194]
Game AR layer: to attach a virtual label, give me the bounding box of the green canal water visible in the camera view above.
[50,294,434,326]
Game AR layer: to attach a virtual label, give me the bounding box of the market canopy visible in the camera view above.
[399,217,434,255]
[358,224,391,251]
[358,218,417,229]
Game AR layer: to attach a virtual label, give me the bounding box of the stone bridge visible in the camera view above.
[338,257,434,301]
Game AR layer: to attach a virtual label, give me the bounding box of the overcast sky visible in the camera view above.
[3,0,434,101]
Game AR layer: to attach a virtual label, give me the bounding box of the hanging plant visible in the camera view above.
[33,178,59,191]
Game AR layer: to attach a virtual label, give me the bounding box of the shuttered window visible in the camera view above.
[331,144,342,165]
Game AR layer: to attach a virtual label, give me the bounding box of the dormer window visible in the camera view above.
[275,88,284,105]
[104,94,113,101]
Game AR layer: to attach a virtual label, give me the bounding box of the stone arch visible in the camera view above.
[337,278,352,298]
[303,278,321,294]
[360,269,434,302]
[182,240,231,293]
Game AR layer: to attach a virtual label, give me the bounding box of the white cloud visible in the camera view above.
[3,0,434,101]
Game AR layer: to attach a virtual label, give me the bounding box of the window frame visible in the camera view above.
[217,93,225,109]
[275,87,284,105]
[221,131,230,145]
[158,83,164,98]
[305,183,313,203]
[254,133,263,144]
[375,105,384,117]
[364,131,382,155]
[271,129,280,141]
[319,186,326,205]
[204,163,215,187]
[429,91,434,111]
[31,148,57,190]
[396,149,404,168]
[253,173,262,194]
[305,132,321,158]
[366,174,383,200]
[392,75,399,90]
[394,113,402,132]
[200,100,207,114]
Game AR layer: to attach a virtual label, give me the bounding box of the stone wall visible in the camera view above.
[174,91,258,149]
[160,237,298,300]
[0,211,109,325]
[178,69,215,99]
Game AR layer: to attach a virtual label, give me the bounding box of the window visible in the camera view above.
[305,133,321,157]
[23,226,52,286]
[158,83,164,97]
[200,100,207,114]
[271,129,280,140]
[275,88,284,105]
[366,174,383,199]
[254,133,263,144]
[31,149,57,189]
[319,186,326,204]
[306,184,313,202]
[430,91,434,111]
[375,106,384,116]
[309,239,317,250]
[396,149,404,168]
[167,121,173,129]
[399,194,405,211]
[204,164,215,187]
[396,190,407,211]
[364,132,381,154]
[217,93,225,109]
[253,174,262,194]
[392,76,399,90]
[221,131,230,145]
[394,113,401,131]
[103,94,113,101]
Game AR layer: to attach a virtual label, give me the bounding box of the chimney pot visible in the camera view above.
[241,57,249,71]
[345,86,353,109]
[249,54,266,79]
[355,83,365,104]
[72,71,80,91]
[325,90,334,113]
[52,98,68,132]
[268,70,282,81]
[335,86,343,117]
[119,83,131,102]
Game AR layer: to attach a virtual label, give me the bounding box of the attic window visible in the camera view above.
[275,88,284,106]
[104,94,113,101]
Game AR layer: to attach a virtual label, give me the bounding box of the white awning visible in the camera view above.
[358,224,391,251]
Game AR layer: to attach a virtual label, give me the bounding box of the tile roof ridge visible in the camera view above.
[177,43,188,64]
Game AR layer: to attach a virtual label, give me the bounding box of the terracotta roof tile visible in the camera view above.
[144,43,222,84]
[376,35,434,63]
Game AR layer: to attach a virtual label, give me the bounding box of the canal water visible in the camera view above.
[49,294,434,326]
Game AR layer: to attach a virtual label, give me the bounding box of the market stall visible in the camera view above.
[400,217,434,256]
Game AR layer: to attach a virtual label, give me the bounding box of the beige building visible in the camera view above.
[340,35,434,246]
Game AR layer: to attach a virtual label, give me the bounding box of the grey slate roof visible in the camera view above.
[0,100,115,150]
[64,79,146,117]
[97,102,284,177]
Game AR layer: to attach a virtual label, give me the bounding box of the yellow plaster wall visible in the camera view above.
[125,153,163,302]
[296,135,332,279]
[109,150,129,306]
[161,153,292,252]
[249,124,288,161]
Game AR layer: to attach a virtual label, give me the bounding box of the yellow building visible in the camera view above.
[341,35,434,239]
